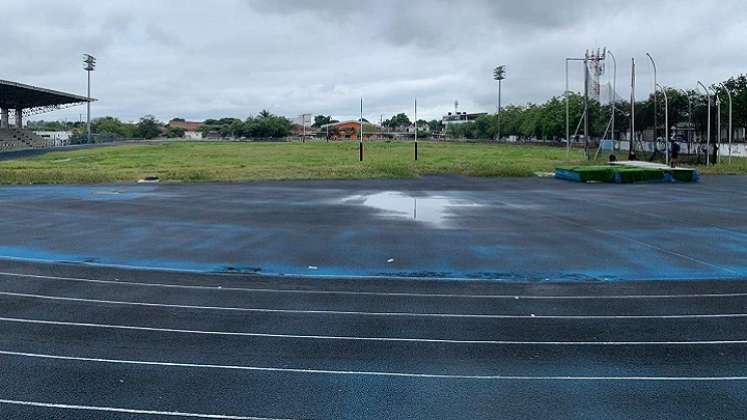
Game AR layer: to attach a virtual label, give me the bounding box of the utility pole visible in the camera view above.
[83,54,96,144]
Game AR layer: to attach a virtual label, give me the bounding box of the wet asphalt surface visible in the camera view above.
[0,175,745,280]
[0,176,746,418]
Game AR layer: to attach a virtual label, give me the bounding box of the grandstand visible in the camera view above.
[0,79,92,150]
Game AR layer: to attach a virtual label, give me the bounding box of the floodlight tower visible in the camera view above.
[83,54,96,144]
[493,65,506,141]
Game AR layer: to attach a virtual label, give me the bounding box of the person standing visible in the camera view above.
[670,140,680,168]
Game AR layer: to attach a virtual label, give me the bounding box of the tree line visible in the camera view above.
[28,110,294,141]
[448,74,747,141]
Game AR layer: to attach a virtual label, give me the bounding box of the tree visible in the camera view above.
[92,117,135,138]
[383,113,411,129]
[427,120,443,133]
[166,127,186,138]
[134,115,162,139]
[244,110,292,138]
[312,115,338,128]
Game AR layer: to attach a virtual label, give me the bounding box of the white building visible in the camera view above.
[33,130,72,146]
[442,112,487,126]
[167,120,204,140]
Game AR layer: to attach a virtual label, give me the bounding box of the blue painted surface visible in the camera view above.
[0,178,742,280]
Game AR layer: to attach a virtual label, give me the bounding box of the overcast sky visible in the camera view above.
[2,0,744,123]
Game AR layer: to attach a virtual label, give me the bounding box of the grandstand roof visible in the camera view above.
[0,79,93,115]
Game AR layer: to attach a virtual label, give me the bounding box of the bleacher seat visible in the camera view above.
[0,129,53,150]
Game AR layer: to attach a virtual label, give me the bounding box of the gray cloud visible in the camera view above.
[0,0,743,123]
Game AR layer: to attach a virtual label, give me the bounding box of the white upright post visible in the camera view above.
[565,59,570,159]
[359,98,364,161]
[608,50,617,142]
[414,98,418,160]
[630,58,636,160]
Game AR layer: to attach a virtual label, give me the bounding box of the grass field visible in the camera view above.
[0,140,740,184]
[0,141,585,184]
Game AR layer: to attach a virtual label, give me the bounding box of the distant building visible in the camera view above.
[442,112,488,126]
[291,124,320,138]
[319,120,382,140]
[167,119,204,140]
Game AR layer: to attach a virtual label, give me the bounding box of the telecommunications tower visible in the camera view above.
[585,48,606,103]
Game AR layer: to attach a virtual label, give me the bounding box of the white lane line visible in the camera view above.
[2,291,745,319]
[1,271,746,300]
[1,349,746,381]
[0,399,295,420]
[2,316,746,345]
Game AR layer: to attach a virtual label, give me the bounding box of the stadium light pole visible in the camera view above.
[83,54,96,144]
[696,81,711,165]
[657,83,669,165]
[493,65,506,141]
[646,53,657,150]
[720,83,733,164]
[607,50,617,142]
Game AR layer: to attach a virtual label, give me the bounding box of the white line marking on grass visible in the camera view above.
[2,291,746,319]
[1,350,746,381]
[1,316,745,345]
[1,271,746,300]
[0,399,295,419]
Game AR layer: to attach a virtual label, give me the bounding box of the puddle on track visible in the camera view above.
[341,191,483,227]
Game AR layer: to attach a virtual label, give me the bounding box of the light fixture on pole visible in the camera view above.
[493,65,506,141]
[696,81,711,165]
[83,54,96,144]
[720,83,733,164]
